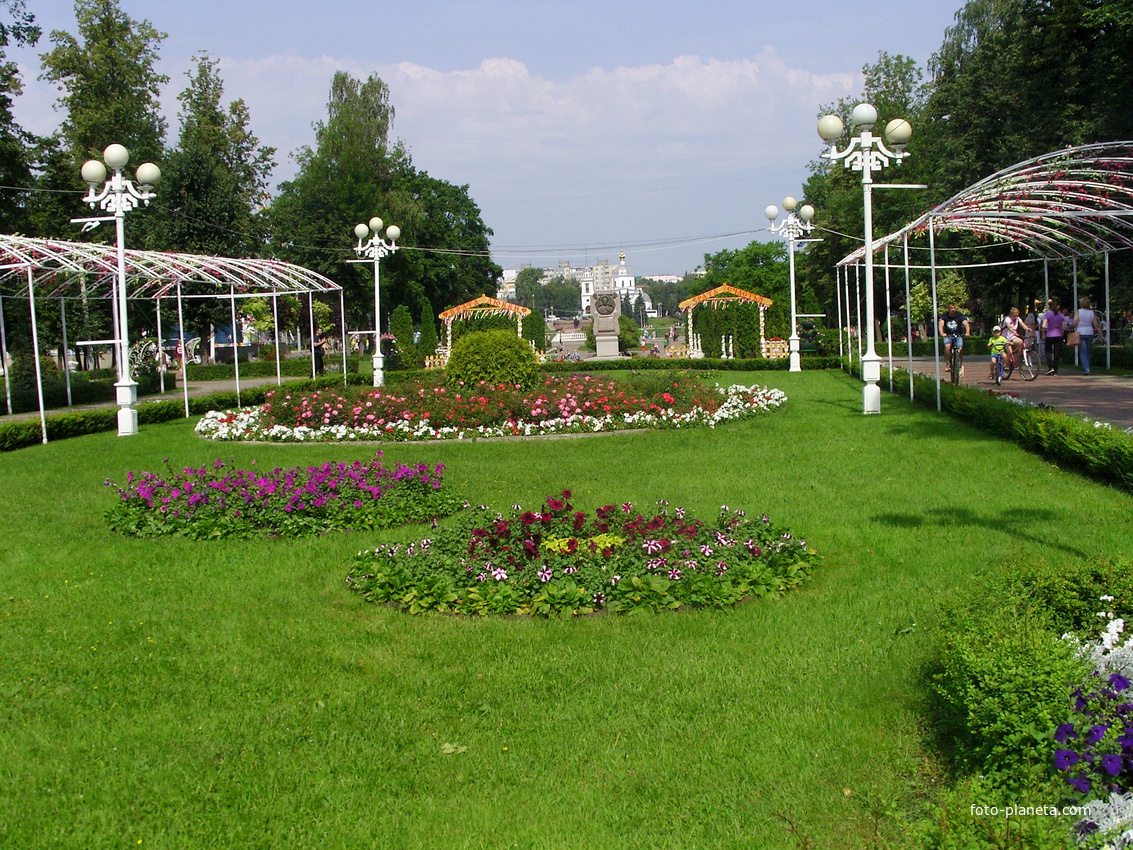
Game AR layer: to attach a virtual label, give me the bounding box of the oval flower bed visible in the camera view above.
[194,372,787,443]
[105,453,462,538]
[347,491,818,616]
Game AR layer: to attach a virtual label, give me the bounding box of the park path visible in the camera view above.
[890,355,1133,432]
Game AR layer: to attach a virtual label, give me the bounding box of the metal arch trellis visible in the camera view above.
[831,140,1133,413]
[0,234,345,441]
[837,140,1133,268]
[0,235,343,298]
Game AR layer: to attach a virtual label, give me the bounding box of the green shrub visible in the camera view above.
[927,559,1107,779]
[444,329,539,390]
[521,311,547,351]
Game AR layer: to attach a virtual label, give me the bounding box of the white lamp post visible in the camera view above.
[818,104,912,414]
[766,197,816,372]
[353,217,400,387]
[80,143,160,436]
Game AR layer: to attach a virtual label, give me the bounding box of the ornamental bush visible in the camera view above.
[926,558,1133,780]
[445,329,539,390]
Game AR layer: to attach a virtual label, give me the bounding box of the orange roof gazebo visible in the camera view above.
[678,284,775,359]
[438,295,533,356]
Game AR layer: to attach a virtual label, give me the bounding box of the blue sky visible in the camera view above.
[11,0,965,276]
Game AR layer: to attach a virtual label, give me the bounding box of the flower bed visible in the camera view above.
[346,491,818,616]
[194,372,787,443]
[105,454,462,538]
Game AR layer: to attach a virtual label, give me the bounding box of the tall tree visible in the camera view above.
[39,0,167,166]
[0,0,39,234]
[147,53,275,257]
[268,71,414,329]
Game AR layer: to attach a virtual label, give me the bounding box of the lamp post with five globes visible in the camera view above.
[353,217,401,387]
[80,143,160,436]
[817,103,911,414]
[765,197,815,373]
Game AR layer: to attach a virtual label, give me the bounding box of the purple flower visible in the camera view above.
[700,544,714,556]
[668,568,681,581]
[1100,753,1124,776]
[610,575,620,586]
[538,566,552,583]
[1111,673,1131,692]
[1054,749,1081,770]
[1069,776,1092,794]
[643,539,663,554]
[1055,723,1079,743]
[1086,724,1110,745]
[592,592,606,605]
[492,567,508,581]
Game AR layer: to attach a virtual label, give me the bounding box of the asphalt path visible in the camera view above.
[889,355,1133,432]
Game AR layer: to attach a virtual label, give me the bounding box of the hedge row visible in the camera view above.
[542,354,843,373]
[184,356,363,381]
[885,366,1133,492]
[0,374,371,452]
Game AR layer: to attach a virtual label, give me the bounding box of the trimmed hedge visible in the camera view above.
[543,355,843,373]
[0,374,371,452]
[185,356,363,381]
[885,366,1133,492]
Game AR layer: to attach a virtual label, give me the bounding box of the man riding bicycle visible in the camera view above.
[938,303,971,376]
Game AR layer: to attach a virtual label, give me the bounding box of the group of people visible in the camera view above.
[938,295,1104,380]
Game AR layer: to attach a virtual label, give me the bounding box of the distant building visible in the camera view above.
[500,253,657,318]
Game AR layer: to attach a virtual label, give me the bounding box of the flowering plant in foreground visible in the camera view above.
[105,454,463,539]
[346,491,818,616]
[194,372,787,443]
[1057,600,1133,847]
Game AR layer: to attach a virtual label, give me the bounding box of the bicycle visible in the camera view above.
[945,335,964,384]
[1003,336,1039,381]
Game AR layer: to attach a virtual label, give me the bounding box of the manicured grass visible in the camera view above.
[2,370,1130,849]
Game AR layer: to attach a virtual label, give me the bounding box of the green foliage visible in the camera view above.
[907,272,971,324]
[889,369,1133,493]
[105,455,463,539]
[39,0,167,165]
[521,310,546,351]
[347,493,818,616]
[583,314,640,353]
[415,290,438,358]
[444,329,539,390]
[930,584,1087,777]
[389,303,417,368]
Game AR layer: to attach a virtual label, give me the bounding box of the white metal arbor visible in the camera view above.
[833,141,1133,406]
[0,235,345,442]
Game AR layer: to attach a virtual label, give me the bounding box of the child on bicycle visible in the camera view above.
[988,325,1009,383]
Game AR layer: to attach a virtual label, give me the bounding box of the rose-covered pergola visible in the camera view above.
[0,234,342,441]
[678,284,774,359]
[833,141,1133,406]
[435,295,532,364]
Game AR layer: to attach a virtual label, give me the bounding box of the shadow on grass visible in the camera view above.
[872,505,1091,560]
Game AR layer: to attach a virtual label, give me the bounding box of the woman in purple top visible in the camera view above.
[1041,298,1067,375]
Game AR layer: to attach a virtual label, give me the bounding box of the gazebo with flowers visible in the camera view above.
[434,295,533,366]
[678,284,776,359]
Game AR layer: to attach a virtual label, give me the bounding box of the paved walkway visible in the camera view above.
[892,356,1133,432]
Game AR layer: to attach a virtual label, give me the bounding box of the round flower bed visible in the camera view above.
[104,454,463,538]
[194,372,787,443]
[347,491,818,616]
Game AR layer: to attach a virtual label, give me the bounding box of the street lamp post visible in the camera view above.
[817,103,911,414]
[765,197,816,372]
[353,217,400,387]
[80,143,160,436]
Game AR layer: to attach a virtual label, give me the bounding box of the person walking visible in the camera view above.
[1041,298,1068,375]
[312,325,326,376]
[1070,296,1102,375]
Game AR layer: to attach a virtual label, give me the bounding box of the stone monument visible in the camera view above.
[592,288,621,359]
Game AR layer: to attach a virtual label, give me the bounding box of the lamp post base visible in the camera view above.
[371,353,385,387]
[861,354,881,414]
[114,379,139,436]
[788,336,801,372]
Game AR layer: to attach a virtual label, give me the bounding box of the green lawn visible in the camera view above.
[2,369,1129,849]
